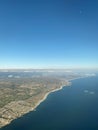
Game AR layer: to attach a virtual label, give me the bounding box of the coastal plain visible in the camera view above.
[0,69,90,128]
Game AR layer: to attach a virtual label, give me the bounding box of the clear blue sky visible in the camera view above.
[0,0,98,69]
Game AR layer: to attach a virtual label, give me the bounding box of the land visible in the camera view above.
[0,69,95,128]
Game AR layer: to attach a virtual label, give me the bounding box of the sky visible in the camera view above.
[0,0,98,69]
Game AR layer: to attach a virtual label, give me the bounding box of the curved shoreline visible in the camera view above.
[0,77,84,128]
[1,76,88,128]
[32,82,71,112]
[37,76,89,111]
[33,75,93,111]
[0,82,70,129]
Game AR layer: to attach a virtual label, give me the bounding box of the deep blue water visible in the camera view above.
[1,75,98,130]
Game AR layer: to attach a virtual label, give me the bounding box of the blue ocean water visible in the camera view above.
[1,74,98,130]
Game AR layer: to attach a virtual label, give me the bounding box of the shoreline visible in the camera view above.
[33,75,96,112]
[69,74,96,82]
[0,77,85,128]
[32,86,64,111]
[0,80,71,128]
[32,82,70,112]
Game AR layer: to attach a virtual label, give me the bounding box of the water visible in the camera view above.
[1,75,98,130]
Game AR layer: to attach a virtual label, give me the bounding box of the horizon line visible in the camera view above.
[0,67,98,70]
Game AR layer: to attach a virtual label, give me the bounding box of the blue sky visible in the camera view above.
[0,0,98,69]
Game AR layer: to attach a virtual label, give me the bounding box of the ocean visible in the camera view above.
[1,74,98,130]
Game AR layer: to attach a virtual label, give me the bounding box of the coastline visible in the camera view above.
[69,74,96,82]
[0,81,70,128]
[35,75,96,111]
[32,84,67,111]
[31,80,73,112]
[0,78,81,128]
[37,75,96,111]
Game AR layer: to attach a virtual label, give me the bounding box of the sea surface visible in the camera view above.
[1,74,98,130]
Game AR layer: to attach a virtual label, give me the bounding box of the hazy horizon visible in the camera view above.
[0,66,98,70]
